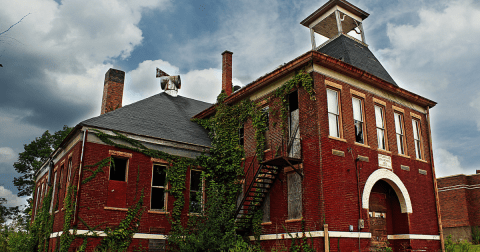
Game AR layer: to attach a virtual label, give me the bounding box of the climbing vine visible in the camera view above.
[273,70,315,133]
[29,187,54,252]
[32,71,314,251]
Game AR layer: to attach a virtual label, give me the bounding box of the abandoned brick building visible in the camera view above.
[32,0,444,251]
[437,171,480,242]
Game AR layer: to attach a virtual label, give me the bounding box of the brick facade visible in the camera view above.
[438,172,480,242]
[229,68,441,251]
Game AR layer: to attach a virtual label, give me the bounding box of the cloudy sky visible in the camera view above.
[1,0,479,208]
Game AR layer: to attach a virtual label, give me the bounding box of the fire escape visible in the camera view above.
[235,103,303,233]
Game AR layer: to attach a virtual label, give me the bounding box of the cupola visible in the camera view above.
[300,0,369,50]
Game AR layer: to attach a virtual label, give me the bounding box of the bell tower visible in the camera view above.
[300,0,369,50]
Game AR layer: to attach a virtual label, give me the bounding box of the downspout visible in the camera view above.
[73,128,88,225]
[355,157,362,252]
[426,106,445,252]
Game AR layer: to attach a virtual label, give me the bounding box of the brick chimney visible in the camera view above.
[101,68,125,115]
[477,170,480,174]
[222,50,233,96]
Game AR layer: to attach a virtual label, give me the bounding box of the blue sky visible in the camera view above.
[1,0,479,209]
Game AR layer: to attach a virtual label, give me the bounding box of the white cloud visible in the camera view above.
[125,59,180,105]
[434,148,466,177]
[0,147,16,164]
[0,186,28,207]
[380,0,480,94]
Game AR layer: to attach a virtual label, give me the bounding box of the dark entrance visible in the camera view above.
[368,180,410,251]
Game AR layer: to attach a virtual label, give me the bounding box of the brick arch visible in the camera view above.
[362,169,413,213]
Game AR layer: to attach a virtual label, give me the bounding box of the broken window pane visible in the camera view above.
[352,97,364,144]
[190,170,202,213]
[110,157,127,181]
[151,165,167,211]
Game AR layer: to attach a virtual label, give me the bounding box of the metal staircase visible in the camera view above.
[235,124,302,233]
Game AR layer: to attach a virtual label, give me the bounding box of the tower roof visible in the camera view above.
[318,34,397,86]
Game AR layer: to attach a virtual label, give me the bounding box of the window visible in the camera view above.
[412,119,422,159]
[34,186,41,217]
[261,106,270,149]
[50,171,57,213]
[288,91,301,158]
[287,172,302,220]
[239,125,244,146]
[151,165,167,211]
[261,106,269,129]
[65,158,73,199]
[55,166,63,211]
[189,170,203,213]
[110,157,128,181]
[394,112,405,155]
[66,158,73,185]
[352,97,365,144]
[327,89,341,138]
[375,105,387,150]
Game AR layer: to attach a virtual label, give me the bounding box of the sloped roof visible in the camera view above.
[317,34,397,86]
[81,92,212,147]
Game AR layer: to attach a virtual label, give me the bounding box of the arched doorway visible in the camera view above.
[362,169,412,250]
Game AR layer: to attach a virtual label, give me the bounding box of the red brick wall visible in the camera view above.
[101,69,125,115]
[438,173,480,228]
[245,72,440,251]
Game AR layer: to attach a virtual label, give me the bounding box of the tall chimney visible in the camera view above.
[101,68,125,115]
[222,50,233,96]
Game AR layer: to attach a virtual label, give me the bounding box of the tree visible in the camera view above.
[13,125,72,216]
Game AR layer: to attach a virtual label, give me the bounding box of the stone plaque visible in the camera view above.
[378,154,392,169]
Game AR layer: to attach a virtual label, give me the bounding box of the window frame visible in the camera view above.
[55,165,63,211]
[109,156,129,182]
[374,104,388,151]
[189,169,204,214]
[412,117,423,160]
[50,171,57,214]
[326,88,343,139]
[150,164,168,212]
[393,111,407,156]
[352,96,367,145]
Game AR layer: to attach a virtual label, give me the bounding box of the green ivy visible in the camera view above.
[29,186,55,252]
[273,70,314,134]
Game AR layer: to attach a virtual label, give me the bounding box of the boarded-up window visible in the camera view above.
[262,192,270,223]
[190,170,202,213]
[151,165,167,211]
[288,172,302,220]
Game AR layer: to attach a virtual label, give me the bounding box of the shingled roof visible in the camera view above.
[81,92,212,147]
[317,34,397,86]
